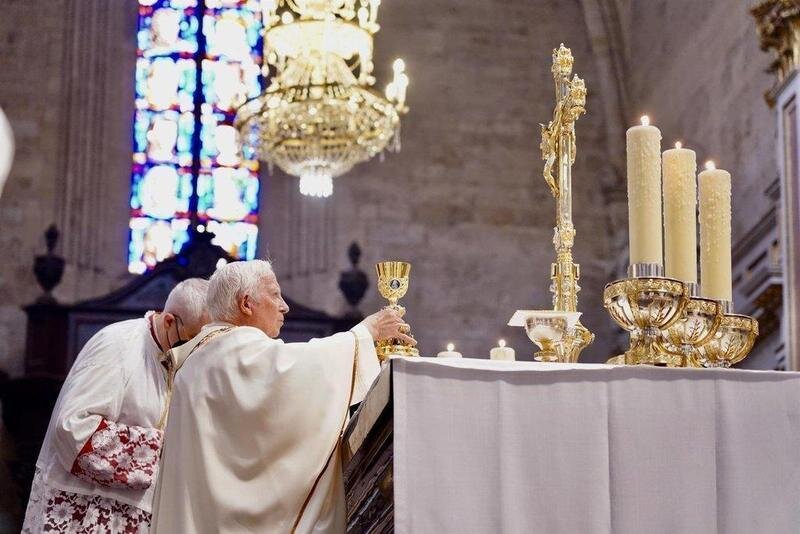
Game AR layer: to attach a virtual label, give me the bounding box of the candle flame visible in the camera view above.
[640,115,650,126]
[705,160,716,170]
[447,343,454,352]
[499,339,506,348]
[675,141,682,149]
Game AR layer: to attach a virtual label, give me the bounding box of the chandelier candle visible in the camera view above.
[626,116,663,268]
[699,162,733,302]
[662,142,698,283]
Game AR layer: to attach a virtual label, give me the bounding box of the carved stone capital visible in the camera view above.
[752,0,800,104]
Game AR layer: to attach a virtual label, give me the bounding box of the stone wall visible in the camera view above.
[0,0,137,375]
[627,0,777,242]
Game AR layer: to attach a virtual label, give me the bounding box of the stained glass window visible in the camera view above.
[129,0,263,274]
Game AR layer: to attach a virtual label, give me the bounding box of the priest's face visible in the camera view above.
[239,272,289,337]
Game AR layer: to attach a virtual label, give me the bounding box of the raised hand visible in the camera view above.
[361,308,416,346]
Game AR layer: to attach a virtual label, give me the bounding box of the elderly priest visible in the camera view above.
[152,259,412,533]
[22,278,210,533]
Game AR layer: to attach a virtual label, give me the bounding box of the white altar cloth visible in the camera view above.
[392,358,800,534]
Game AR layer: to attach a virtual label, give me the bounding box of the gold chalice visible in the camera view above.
[698,313,758,368]
[375,261,419,361]
[657,296,722,367]
[604,275,689,366]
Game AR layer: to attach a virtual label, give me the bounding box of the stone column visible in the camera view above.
[54,0,138,301]
[260,170,338,311]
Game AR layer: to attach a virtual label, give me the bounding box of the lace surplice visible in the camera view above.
[23,419,162,533]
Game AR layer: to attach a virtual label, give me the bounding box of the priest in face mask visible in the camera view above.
[22,277,211,533]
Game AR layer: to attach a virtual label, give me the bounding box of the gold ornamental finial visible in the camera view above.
[565,75,586,125]
[552,44,574,77]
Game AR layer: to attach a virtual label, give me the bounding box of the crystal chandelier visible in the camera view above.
[235,0,409,198]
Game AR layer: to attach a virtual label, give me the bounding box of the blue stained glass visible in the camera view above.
[137,7,198,57]
[176,112,195,165]
[134,57,197,112]
[133,110,151,154]
[205,10,262,59]
[166,0,198,8]
[206,0,248,9]
[241,139,256,161]
[128,217,191,274]
[197,167,259,221]
[129,0,261,273]
[130,165,193,219]
[206,220,258,260]
[199,111,228,164]
[201,59,262,113]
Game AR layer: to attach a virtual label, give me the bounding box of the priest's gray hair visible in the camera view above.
[164,278,211,330]
[207,260,274,322]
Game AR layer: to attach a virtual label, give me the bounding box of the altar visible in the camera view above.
[343,358,800,533]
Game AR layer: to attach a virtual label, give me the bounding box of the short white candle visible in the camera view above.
[699,160,732,302]
[437,342,463,358]
[663,141,698,283]
[626,115,663,266]
[489,339,515,361]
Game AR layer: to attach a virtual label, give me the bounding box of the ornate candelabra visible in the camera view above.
[656,286,722,367]
[509,44,594,362]
[697,302,759,368]
[605,270,759,367]
[604,265,689,366]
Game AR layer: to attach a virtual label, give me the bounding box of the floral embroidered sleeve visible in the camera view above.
[70,419,163,490]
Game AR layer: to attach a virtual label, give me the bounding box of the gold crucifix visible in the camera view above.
[538,43,593,358]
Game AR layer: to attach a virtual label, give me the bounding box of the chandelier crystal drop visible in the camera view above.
[299,171,334,198]
[235,0,409,197]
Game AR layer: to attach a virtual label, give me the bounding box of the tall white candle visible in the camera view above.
[698,161,732,302]
[626,116,663,266]
[663,142,697,283]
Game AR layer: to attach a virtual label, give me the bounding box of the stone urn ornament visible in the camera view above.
[34,224,65,303]
[338,242,368,319]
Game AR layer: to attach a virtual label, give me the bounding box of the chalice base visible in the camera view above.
[623,336,678,367]
[375,340,419,362]
[534,350,559,362]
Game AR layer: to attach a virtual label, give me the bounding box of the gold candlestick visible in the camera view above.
[510,43,594,362]
[657,291,722,367]
[604,265,689,366]
[375,261,419,361]
[698,301,759,368]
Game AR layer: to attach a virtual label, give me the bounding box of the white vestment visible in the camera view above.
[151,323,380,534]
[0,105,13,198]
[22,315,169,533]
